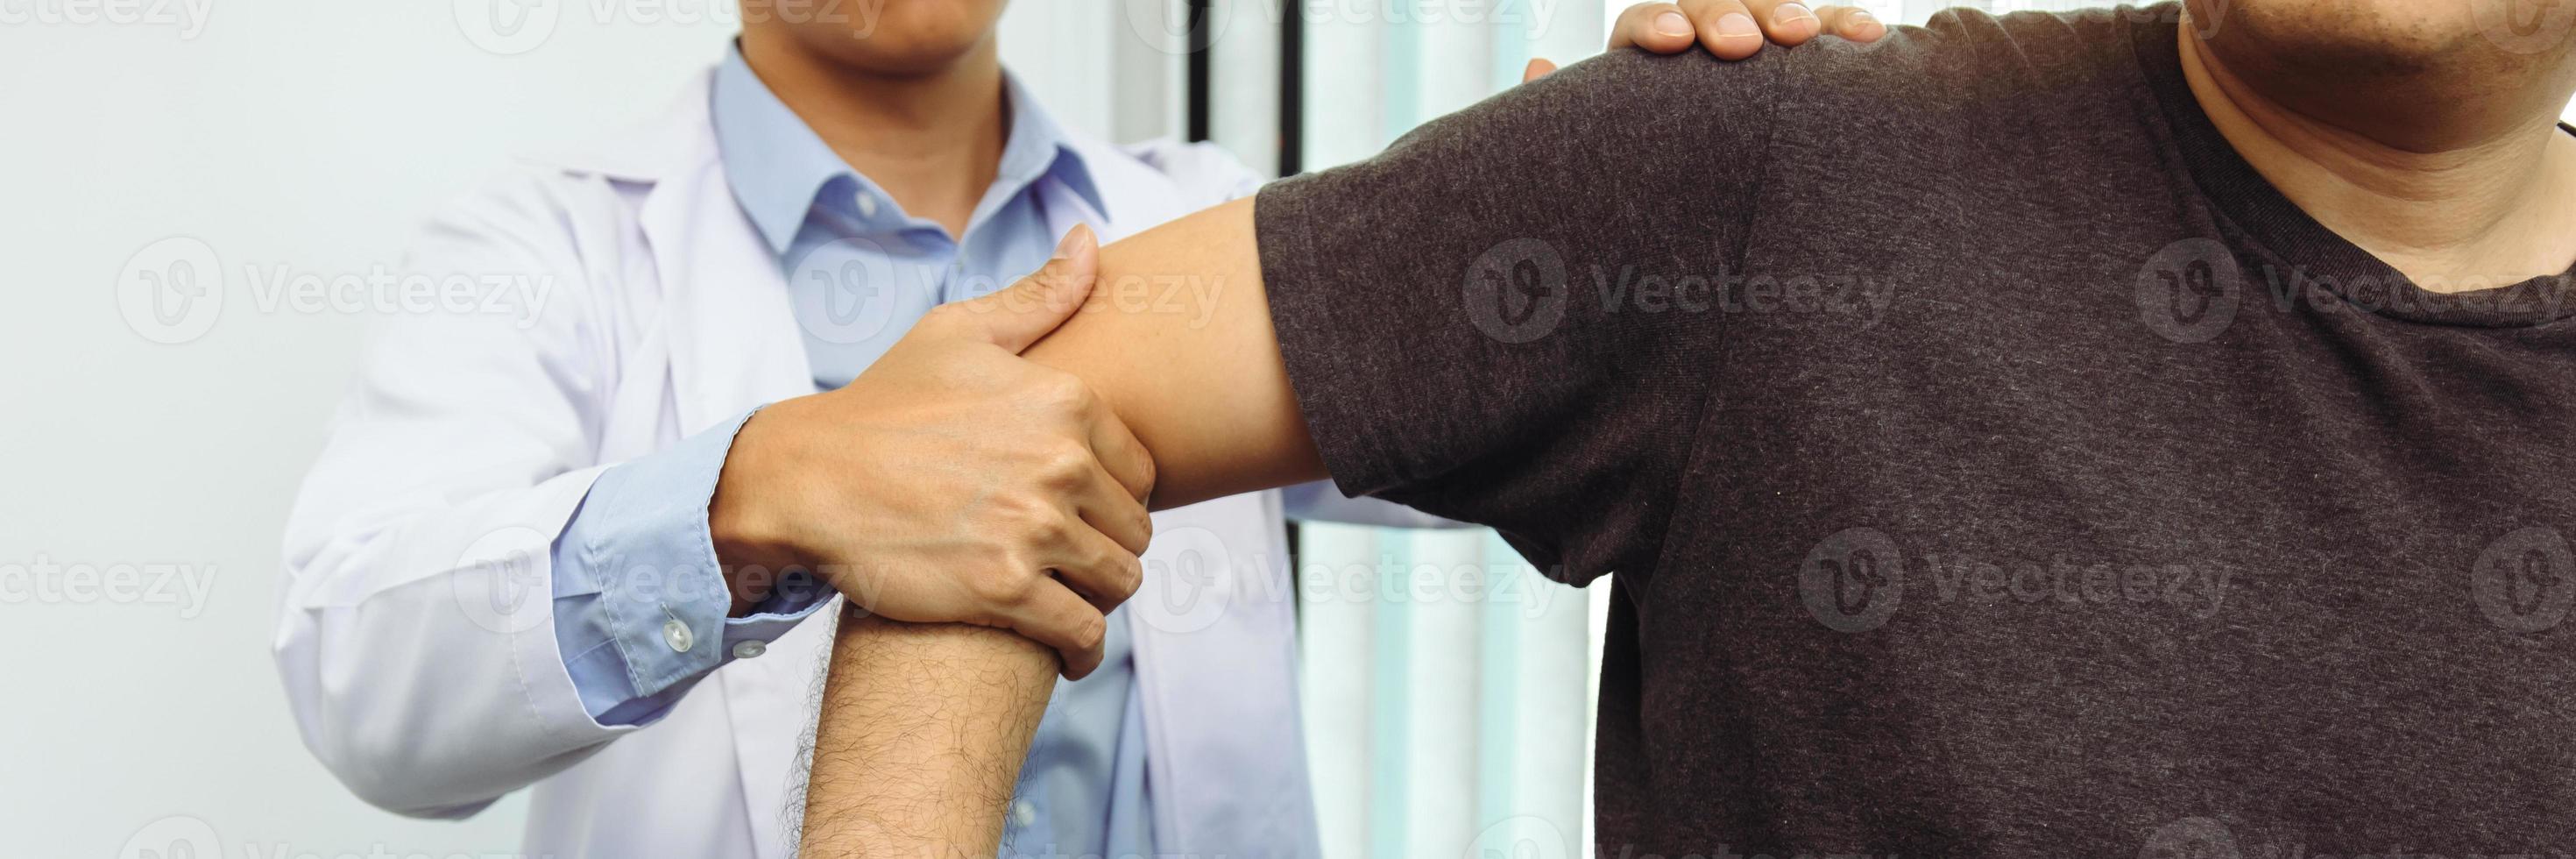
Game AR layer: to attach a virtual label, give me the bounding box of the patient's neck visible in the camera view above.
[2176,25,2576,291]
[737,32,1007,238]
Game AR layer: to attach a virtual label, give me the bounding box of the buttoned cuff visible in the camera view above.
[548,407,830,725]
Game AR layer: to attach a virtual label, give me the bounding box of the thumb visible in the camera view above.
[955,224,1100,352]
[1522,57,1558,83]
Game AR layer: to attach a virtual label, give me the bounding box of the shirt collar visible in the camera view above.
[710,44,1107,258]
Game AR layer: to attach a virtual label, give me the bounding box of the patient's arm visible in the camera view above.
[794,608,1054,857]
[789,205,1298,857]
[798,44,1789,851]
[1023,197,1314,508]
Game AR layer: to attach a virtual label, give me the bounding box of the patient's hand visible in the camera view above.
[1532,1,1887,80]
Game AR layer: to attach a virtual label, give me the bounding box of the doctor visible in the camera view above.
[274,2,1883,857]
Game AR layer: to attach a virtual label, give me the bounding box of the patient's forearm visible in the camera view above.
[1023,196,1325,510]
[796,608,1055,857]
[799,197,1319,853]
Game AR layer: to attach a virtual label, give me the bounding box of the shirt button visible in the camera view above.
[854,193,880,218]
[1009,800,1037,828]
[732,640,767,660]
[662,618,695,653]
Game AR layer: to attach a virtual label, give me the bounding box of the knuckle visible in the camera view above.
[975,564,1039,606]
[921,301,973,330]
[1032,371,1093,411]
[1025,510,1075,545]
[1117,556,1145,600]
[1131,452,1158,495]
[1043,445,1095,483]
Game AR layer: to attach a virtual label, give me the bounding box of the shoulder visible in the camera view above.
[410,71,715,275]
[409,161,640,276]
[1774,5,2155,111]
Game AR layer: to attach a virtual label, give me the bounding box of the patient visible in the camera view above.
[801,1,2576,855]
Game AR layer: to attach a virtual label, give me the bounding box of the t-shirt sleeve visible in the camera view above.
[1256,49,1789,585]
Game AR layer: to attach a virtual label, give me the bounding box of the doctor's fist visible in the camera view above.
[710,225,1150,679]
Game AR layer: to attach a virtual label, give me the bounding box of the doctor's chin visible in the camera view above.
[20,1,2576,857]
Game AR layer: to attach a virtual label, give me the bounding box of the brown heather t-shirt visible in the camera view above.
[1256,4,2576,856]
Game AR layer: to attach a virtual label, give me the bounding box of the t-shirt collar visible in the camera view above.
[710,43,1108,258]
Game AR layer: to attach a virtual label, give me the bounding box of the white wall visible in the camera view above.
[0,4,1115,855]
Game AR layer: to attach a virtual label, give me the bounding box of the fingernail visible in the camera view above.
[1774,3,1818,27]
[1716,11,1760,39]
[1849,10,1885,36]
[1054,224,1092,259]
[1652,10,1692,36]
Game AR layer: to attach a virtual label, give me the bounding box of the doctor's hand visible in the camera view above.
[1525,1,1886,80]
[710,226,1147,680]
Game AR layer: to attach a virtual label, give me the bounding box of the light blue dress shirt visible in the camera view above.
[548,46,1148,858]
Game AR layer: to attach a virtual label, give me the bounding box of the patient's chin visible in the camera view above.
[2218,2,2565,82]
[2202,2,2576,131]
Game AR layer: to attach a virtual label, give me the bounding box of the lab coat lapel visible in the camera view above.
[624,72,820,859]
[643,163,811,436]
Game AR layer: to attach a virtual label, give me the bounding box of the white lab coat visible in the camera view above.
[275,67,1359,859]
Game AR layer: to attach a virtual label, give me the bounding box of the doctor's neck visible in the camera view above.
[737,26,1008,238]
